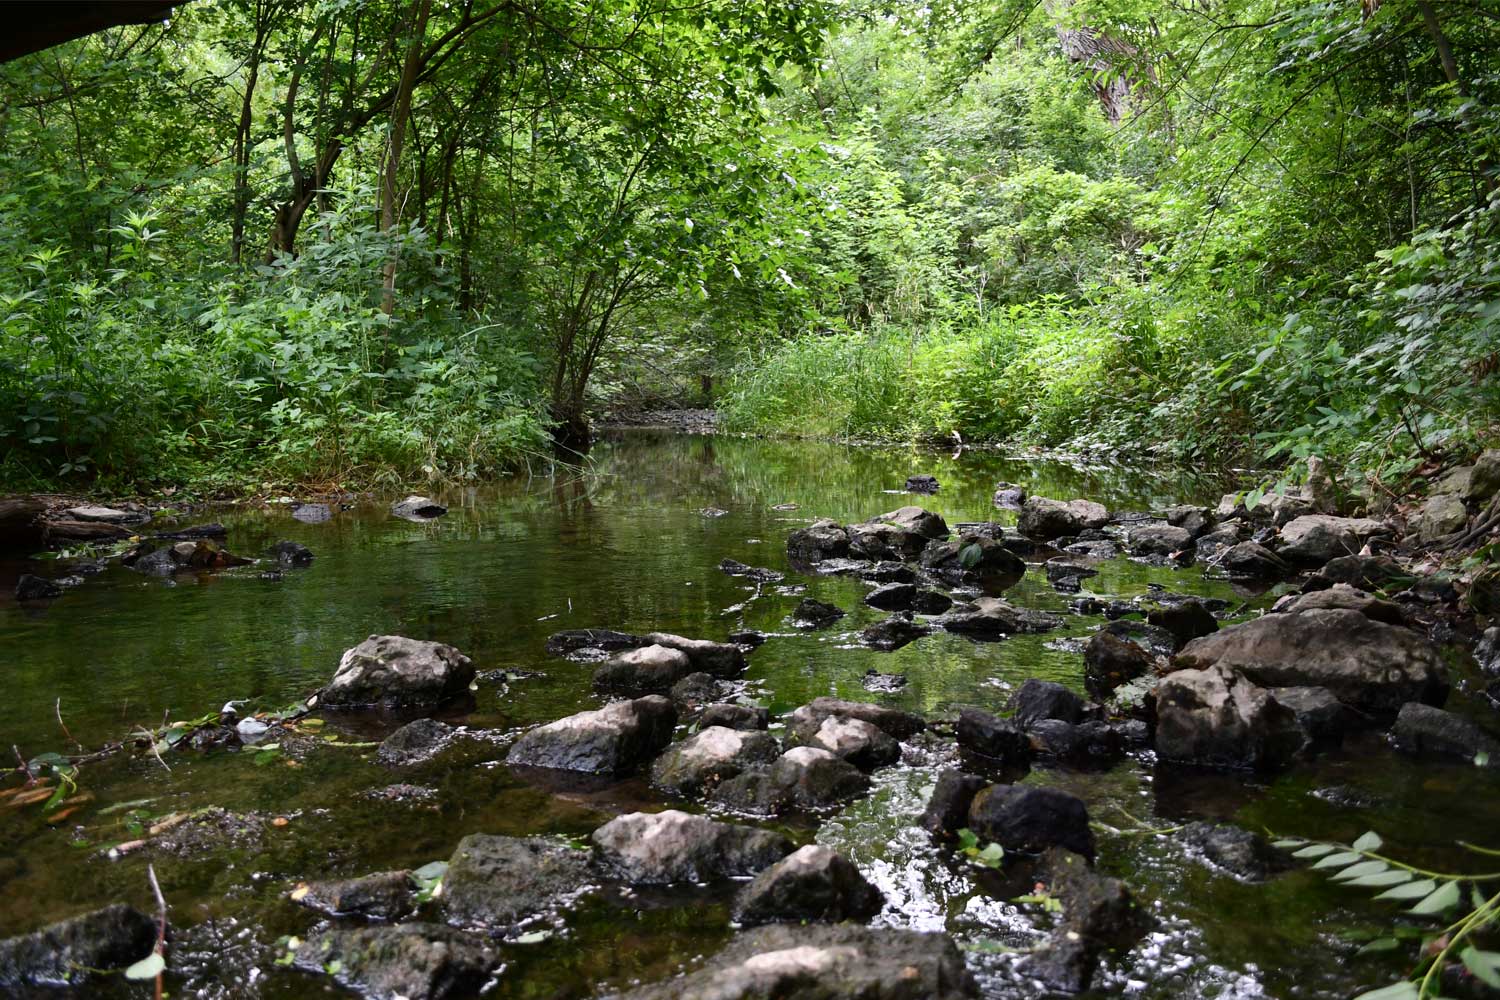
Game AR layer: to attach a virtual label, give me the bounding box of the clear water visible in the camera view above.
[1,431,1495,998]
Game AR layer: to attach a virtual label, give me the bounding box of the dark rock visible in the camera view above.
[590,810,793,883]
[968,784,1095,859]
[865,582,918,611]
[719,559,784,583]
[790,714,900,772]
[1064,539,1118,560]
[698,703,769,731]
[392,495,448,520]
[1018,497,1110,541]
[920,533,1026,589]
[323,635,476,709]
[786,519,850,564]
[860,561,917,583]
[728,630,767,648]
[266,540,313,566]
[1101,619,1179,659]
[670,671,722,706]
[15,574,61,601]
[186,724,241,752]
[920,770,989,839]
[791,596,847,629]
[904,474,940,494]
[788,697,926,740]
[1303,554,1408,593]
[1218,541,1291,579]
[1128,523,1194,558]
[1084,632,1154,699]
[643,632,747,678]
[1195,522,1247,560]
[1477,627,1500,678]
[293,870,415,921]
[441,834,591,931]
[1164,505,1214,538]
[594,644,695,695]
[1025,847,1152,993]
[732,845,884,926]
[1009,679,1086,727]
[1146,600,1219,649]
[1390,703,1500,762]
[993,482,1027,510]
[940,598,1061,640]
[1270,686,1356,742]
[150,522,228,540]
[872,505,950,540]
[612,923,977,1000]
[294,922,496,1000]
[1045,556,1098,584]
[291,502,332,523]
[506,695,677,775]
[1271,583,1408,626]
[128,539,251,575]
[651,727,782,796]
[0,904,157,987]
[1178,822,1290,881]
[545,629,643,659]
[377,719,455,766]
[847,521,929,562]
[1155,665,1306,770]
[862,669,907,693]
[1276,514,1390,565]
[710,747,871,815]
[955,708,1030,763]
[1029,719,1124,763]
[862,612,931,650]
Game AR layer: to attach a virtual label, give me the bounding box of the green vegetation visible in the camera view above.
[0,1,1496,491]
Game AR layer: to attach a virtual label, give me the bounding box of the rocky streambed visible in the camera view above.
[1,431,1497,999]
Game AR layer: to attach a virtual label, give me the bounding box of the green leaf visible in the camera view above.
[1461,948,1500,989]
[124,951,165,980]
[1272,839,1306,849]
[1409,881,1462,915]
[1293,844,1339,858]
[1352,983,1418,1000]
[514,930,552,944]
[1356,937,1401,955]
[1345,871,1411,888]
[1375,878,1436,901]
[1333,860,1390,881]
[413,861,448,882]
[1352,831,1383,852]
[1314,851,1362,869]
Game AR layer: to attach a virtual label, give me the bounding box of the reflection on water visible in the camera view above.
[0,431,1494,999]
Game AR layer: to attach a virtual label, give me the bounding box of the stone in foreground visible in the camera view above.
[292,871,416,921]
[590,810,792,883]
[732,844,884,926]
[967,783,1095,859]
[0,905,157,988]
[1154,665,1305,770]
[507,695,676,775]
[293,923,496,1000]
[651,726,782,796]
[441,834,591,931]
[323,634,476,709]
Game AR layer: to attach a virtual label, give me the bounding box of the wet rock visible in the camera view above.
[391,496,448,521]
[1302,554,1408,593]
[1018,497,1110,541]
[1101,619,1179,659]
[732,845,884,927]
[920,533,1027,589]
[860,560,917,583]
[129,539,252,575]
[1171,608,1447,716]
[1127,523,1194,558]
[719,559,784,583]
[790,596,846,629]
[545,629,643,659]
[0,904,157,987]
[920,770,989,839]
[1218,541,1291,579]
[441,834,591,931]
[699,703,769,730]
[1029,719,1124,763]
[612,923,977,1000]
[594,644,695,695]
[1155,665,1305,770]
[872,505,950,540]
[847,521,929,562]
[15,574,61,601]
[788,697,926,740]
[864,582,953,615]
[786,519,850,564]
[1084,632,1154,699]
[363,783,438,806]
[1045,556,1098,585]
[1146,600,1219,649]
[1009,679,1086,727]
[1270,686,1355,743]
[266,540,313,566]
[711,746,871,815]
[862,669,907,693]
[293,870,416,921]
[940,598,1061,640]
[1415,493,1468,543]
[792,715,900,772]
[1477,627,1500,678]
[1276,514,1390,565]
[728,630,767,648]
[904,474,940,494]
[1390,703,1500,762]
[377,718,455,766]
[955,709,1030,763]
[993,482,1027,510]
[1178,823,1291,881]
[651,726,782,796]
[967,784,1095,859]
[1025,847,1152,993]
[1064,539,1118,561]
[186,724,242,752]
[643,632,747,678]
[670,672,722,707]
[507,695,677,775]
[291,502,332,523]
[1164,505,1214,538]
[862,612,931,650]
[323,635,476,709]
[1271,583,1408,625]
[294,922,496,1000]
[591,810,792,883]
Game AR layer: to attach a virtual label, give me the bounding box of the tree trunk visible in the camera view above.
[380,0,433,315]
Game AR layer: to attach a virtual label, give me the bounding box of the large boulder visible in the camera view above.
[1084,632,1154,699]
[710,746,871,815]
[650,727,782,796]
[1009,679,1086,727]
[611,923,977,1000]
[323,635,476,709]
[643,633,747,678]
[1171,608,1447,716]
[847,522,929,562]
[919,534,1026,589]
[967,784,1095,859]
[786,519,850,564]
[1127,523,1194,558]
[1018,497,1110,541]
[1154,665,1305,770]
[293,871,416,921]
[788,697,926,740]
[441,834,591,931]
[593,644,695,694]
[1276,514,1390,565]
[732,845,885,927]
[590,810,792,883]
[1390,703,1500,763]
[1024,848,1152,993]
[293,923,496,1000]
[955,708,1030,763]
[0,905,157,988]
[506,696,676,775]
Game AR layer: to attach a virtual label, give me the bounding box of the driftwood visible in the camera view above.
[0,497,48,549]
[41,520,131,544]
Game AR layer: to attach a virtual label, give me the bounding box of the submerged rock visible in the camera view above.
[791,597,846,629]
[506,695,677,775]
[391,496,448,521]
[651,726,782,796]
[266,540,313,566]
[732,845,885,927]
[590,810,792,884]
[1390,703,1500,762]
[14,574,61,601]
[129,539,252,576]
[1178,822,1291,881]
[293,870,416,921]
[718,559,784,583]
[0,904,157,987]
[1155,665,1305,770]
[861,613,931,650]
[377,718,456,766]
[967,784,1095,859]
[904,474,940,494]
[294,922,496,1000]
[441,834,591,931]
[711,746,871,815]
[545,629,644,659]
[323,635,476,709]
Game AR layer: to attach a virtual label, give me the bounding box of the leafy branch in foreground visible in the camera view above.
[1277,830,1500,999]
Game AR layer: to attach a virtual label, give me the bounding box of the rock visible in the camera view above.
[1027,719,1124,763]
[1084,632,1154,699]
[612,923,977,1000]
[967,784,1095,859]
[1045,556,1099,585]
[862,669,907,693]
[0,904,157,987]
[920,533,1026,589]
[1064,539,1118,560]
[786,519,850,564]
[1025,848,1152,992]
[670,672,721,706]
[128,539,251,575]
[651,727,782,796]
[861,613,931,650]
[152,522,230,541]
[1146,600,1219,649]
[732,845,884,927]
[1276,514,1389,565]
[1415,493,1469,543]
[1127,523,1194,558]
[993,482,1027,510]
[788,697,926,740]
[14,574,61,601]
[1171,609,1447,716]
[594,644,695,694]
[719,559,784,583]
[1390,703,1500,762]
[1154,665,1305,770]
[1469,450,1500,502]
[266,540,313,566]
[62,505,134,523]
[1271,583,1408,625]
[506,695,677,775]
[1472,566,1500,617]
[1018,497,1110,540]
[1195,522,1247,560]
[293,871,416,920]
[711,746,871,815]
[323,635,476,709]
[728,630,767,648]
[1217,541,1291,579]
[939,597,1061,640]
[1303,554,1408,592]
[864,582,917,611]
[1009,679,1086,727]
[294,923,496,1000]
[794,715,900,772]
[791,597,846,628]
[292,502,332,523]
[1477,627,1500,677]
[860,561,916,583]
[872,505,950,539]
[644,632,747,678]
[955,708,1030,763]
[441,834,591,931]
[545,628,643,659]
[590,810,792,883]
[1164,505,1214,538]
[1101,619,1178,659]
[1178,822,1290,881]
[847,521,929,562]
[1270,686,1355,743]
[920,770,989,839]
[392,495,448,520]
[904,474,940,494]
[377,718,455,766]
[699,703,769,730]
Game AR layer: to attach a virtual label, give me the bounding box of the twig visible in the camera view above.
[146,863,167,1000]
[12,745,33,781]
[55,698,82,753]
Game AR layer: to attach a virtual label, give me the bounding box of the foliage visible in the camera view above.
[956,827,1005,869]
